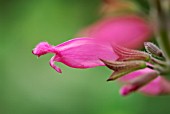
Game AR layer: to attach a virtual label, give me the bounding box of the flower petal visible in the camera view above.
[55,37,119,68]
[49,56,62,73]
[78,15,152,49]
[32,42,54,57]
[33,37,119,73]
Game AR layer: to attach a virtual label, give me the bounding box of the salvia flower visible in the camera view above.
[78,15,152,49]
[32,37,119,73]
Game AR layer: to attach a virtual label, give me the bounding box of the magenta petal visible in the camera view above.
[33,37,119,73]
[55,37,119,68]
[32,42,54,57]
[78,15,152,49]
[120,85,138,96]
[119,68,170,96]
[49,56,62,73]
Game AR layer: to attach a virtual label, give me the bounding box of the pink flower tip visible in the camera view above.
[32,42,54,57]
[120,85,138,96]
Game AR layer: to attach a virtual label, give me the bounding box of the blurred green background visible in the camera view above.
[1,0,170,114]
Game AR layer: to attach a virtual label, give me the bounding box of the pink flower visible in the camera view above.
[119,68,170,96]
[32,37,118,73]
[32,34,170,96]
[78,15,152,49]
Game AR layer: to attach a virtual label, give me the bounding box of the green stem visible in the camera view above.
[149,0,170,61]
[150,56,167,67]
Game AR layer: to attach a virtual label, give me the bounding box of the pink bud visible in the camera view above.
[120,68,170,96]
[120,85,138,96]
[139,77,170,96]
[120,71,158,96]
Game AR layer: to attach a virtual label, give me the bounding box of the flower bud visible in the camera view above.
[120,71,159,96]
[144,42,164,58]
[100,59,147,81]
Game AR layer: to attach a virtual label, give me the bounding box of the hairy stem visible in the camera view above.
[150,56,167,67]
